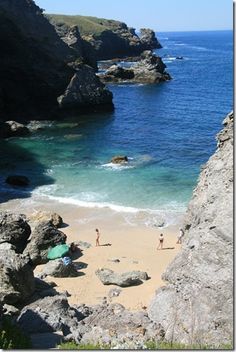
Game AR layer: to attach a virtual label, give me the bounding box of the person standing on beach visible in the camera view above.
[95,228,100,247]
[157,233,164,250]
[177,228,184,244]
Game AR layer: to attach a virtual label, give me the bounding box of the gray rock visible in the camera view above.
[5,175,30,187]
[24,222,67,266]
[72,302,164,347]
[132,51,171,83]
[17,295,83,335]
[4,121,30,137]
[108,288,122,298]
[49,20,97,70]
[0,248,35,305]
[39,259,79,278]
[3,304,20,316]
[111,155,128,164]
[57,65,113,110]
[0,212,31,253]
[100,51,171,84]
[29,211,63,228]
[148,112,233,347]
[0,0,74,119]
[140,28,162,50]
[95,268,149,287]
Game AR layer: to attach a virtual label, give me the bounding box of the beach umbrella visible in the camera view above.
[47,244,69,260]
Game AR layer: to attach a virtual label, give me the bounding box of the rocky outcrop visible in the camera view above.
[140,28,161,50]
[29,211,63,228]
[148,112,233,347]
[17,295,83,335]
[0,248,35,305]
[0,0,113,120]
[38,259,79,278]
[5,175,30,187]
[48,20,97,70]
[24,222,67,266]
[49,15,162,61]
[58,65,113,110]
[72,302,164,349]
[100,51,171,84]
[0,0,74,119]
[111,155,129,164]
[0,212,31,253]
[0,121,30,138]
[95,268,149,287]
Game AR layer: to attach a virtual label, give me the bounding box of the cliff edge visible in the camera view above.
[148,112,233,347]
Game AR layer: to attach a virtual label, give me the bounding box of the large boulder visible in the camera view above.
[4,121,30,137]
[24,222,67,265]
[72,302,164,348]
[111,155,128,164]
[0,248,35,305]
[148,112,233,347]
[29,211,63,228]
[5,175,30,187]
[100,51,171,84]
[132,51,171,83]
[140,28,162,50]
[0,121,29,138]
[0,212,31,253]
[103,65,134,82]
[95,268,149,287]
[17,295,83,335]
[57,65,113,110]
[38,259,79,278]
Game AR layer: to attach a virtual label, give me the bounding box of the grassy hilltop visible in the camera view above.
[48,14,128,37]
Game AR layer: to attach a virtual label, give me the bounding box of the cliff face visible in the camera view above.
[0,0,75,119]
[48,15,162,60]
[0,0,113,121]
[148,112,233,347]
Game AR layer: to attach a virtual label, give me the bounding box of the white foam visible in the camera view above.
[100,162,134,171]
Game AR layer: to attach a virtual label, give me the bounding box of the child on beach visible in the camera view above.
[157,233,164,250]
[95,228,100,246]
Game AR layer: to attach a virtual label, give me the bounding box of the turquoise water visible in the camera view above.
[0,31,233,224]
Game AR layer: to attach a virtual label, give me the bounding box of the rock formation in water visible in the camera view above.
[0,0,113,121]
[48,15,162,60]
[100,51,171,84]
[148,111,233,347]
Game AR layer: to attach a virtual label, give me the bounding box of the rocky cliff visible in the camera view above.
[48,14,162,60]
[0,0,113,121]
[148,112,233,347]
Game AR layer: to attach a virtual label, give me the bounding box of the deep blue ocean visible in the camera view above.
[0,30,233,225]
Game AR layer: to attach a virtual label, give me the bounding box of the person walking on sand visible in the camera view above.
[95,228,100,247]
[157,233,164,250]
[177,228,184,244]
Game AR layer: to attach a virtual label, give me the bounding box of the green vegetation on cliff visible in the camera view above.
[48,14,126,37]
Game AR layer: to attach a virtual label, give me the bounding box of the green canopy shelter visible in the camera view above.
[47,244,69,260]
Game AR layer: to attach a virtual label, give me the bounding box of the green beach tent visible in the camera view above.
[47,244,69,260]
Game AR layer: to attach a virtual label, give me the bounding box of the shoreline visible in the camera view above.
[0,195,183,311]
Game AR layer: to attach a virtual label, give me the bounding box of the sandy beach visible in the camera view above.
[1,196,183,311]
